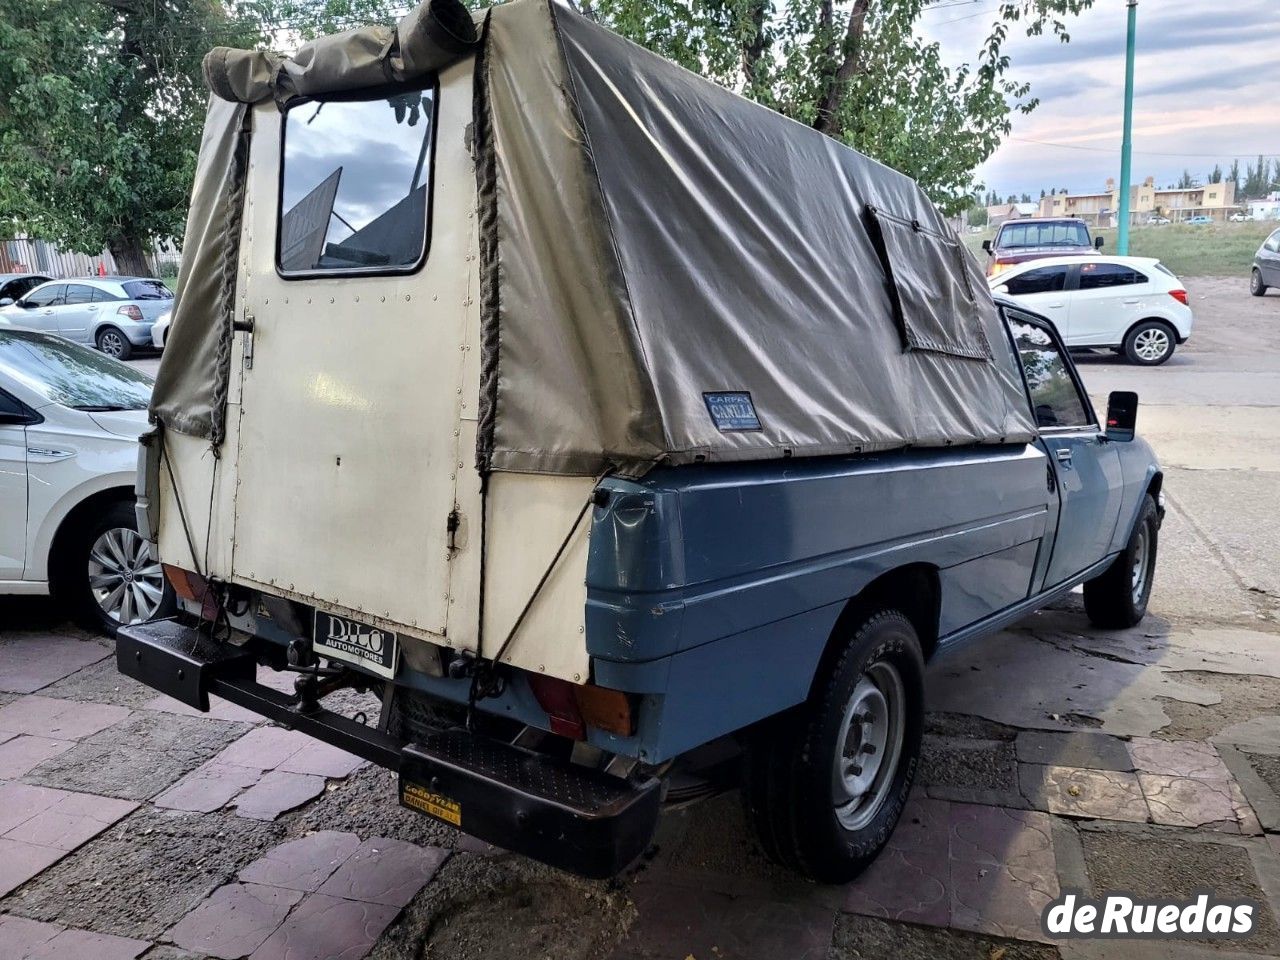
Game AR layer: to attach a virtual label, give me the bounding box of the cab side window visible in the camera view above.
[64,284,96,305]
[1078,263,1146,289]
[1008,318,1091,429]
[24,285,64,308]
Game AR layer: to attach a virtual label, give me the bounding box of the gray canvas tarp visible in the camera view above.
[151,0,1037,476]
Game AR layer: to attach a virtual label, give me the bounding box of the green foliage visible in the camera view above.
[0,0,264,271]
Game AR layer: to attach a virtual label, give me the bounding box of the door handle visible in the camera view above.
[1122,299,1139,305]
[1047,303,1064,308]
[1055,447,1073,465]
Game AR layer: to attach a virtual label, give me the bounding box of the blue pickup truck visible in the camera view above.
[118,0,1163,883]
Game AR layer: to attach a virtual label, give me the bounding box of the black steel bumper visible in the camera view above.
[117,620,662,879]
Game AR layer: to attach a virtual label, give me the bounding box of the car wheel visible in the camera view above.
[1123,320,1176,366]
[55,501,174,637]
[1083,495,1159,630]
[96,326,133,360]
[1251,269,1268,297]
[743,608,924,883]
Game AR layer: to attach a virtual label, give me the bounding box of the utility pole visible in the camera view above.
[1116,0,1138,254]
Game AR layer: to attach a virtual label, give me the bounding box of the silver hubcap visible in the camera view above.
[832,660,906,832]
[1131,524,1150,605]
[1133,327,1170,362]
[89,527,164,625]
[100,332,124,356]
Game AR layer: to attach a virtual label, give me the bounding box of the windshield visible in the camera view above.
[998,222,1090,249]
[121,280,173,301]
[0,329,152,410]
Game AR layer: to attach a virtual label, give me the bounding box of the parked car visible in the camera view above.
[1146,216,1170,225]
[119,0,1166,886]
[0,273,52,304]
[990,255,1192,365]
[151,310,171,349]
[1251,227,1280,296]
[982,217,1104,277]
[1187,215,1213,225]
[0,327,174,633]
[1229,212,1253,223]
[0,276,174,360]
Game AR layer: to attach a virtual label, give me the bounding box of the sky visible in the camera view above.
[917,0,1280,199]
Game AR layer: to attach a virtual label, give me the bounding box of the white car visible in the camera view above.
[152,310,171,349]
[989,254,1193,365]
[0,328,174,632]
[1229,212,1253,223]
[1147,216,1170,225]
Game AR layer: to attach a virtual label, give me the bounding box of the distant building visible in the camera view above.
[1249,192,1280,221]
[1037,176,1239,225]
[986,202,1038,227]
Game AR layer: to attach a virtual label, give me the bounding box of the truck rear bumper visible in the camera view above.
[117,620,662,879]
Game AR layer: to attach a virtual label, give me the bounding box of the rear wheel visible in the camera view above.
[1123,320,1175,366]
[743,608,925,883]
[54,501,174,636]
[1084,495,1159,629]
[96,326,133,360]
[1251,268,1268,297]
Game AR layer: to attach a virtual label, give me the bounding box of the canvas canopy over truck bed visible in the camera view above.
[151,0,1036,477]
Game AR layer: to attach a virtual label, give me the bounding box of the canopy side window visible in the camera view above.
[864,206,992,361]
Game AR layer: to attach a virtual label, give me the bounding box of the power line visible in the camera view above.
[1011,136,1280,160]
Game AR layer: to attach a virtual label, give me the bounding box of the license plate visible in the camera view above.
[401,780,462,827]
[313,611,399,679]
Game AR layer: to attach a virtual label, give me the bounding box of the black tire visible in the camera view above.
[1084,495,1159,629]
[1123,320,1176,366]
[743,608,925,883]
[1251,268,1268,297]
[52,500,174,637]
[96,326,133,360]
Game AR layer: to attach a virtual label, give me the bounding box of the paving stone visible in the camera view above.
[830,914,1059,960]
[0,696,130,740]
[276,740,364,779]
[233,771,326,821]
[8,807,285,940]
[1139,774,1238,828]
[1015,729,1134,771]
[622,881,837,960]
[0,837,67,896]
[1021,764,1150,823]
[38,659,159,710]
[949,803,1057,876]
[949,858,1060,944]
[239,830,362,892]
[217,726,312,771]
[247,893,399,960]
[0,636,110,694]
[25,927,151,960]
[23,712,250,801]
[316,837,447,906]
[845,795,950,925]
[153,760,264,813]
[0,914,61,957]
[0,781,66,833]
[1129,737,1233,780]
[1231,780,1264,835]
[142,694,263,724]
[0,735,76,778]
[4,790,138,851]
[166,882,303,959]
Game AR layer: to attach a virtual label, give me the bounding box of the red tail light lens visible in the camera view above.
[163,563,218,620]
[118,304,144,321]
[528,675,637,740]
[528,674,585,740]
[1168,289,1188,305]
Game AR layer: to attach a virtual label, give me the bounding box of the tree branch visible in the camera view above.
[813,0,870,137]
[741,0,769,93]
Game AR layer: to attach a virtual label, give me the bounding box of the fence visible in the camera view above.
[0,237,180,278]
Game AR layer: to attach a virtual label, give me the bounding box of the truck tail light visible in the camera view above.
[1168,289,1188,305]
[118,304,144,321]
[163,563,218,620]
[528,675,636,740]
[988,260,1013,278]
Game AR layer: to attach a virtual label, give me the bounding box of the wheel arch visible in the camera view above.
[45,484,136,586]
[1124,315,1179,343]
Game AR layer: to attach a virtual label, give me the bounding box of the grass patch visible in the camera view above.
[962,220,1276,278]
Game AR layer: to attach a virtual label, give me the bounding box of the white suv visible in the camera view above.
[990,255,1193,365]
[0,328,174,632]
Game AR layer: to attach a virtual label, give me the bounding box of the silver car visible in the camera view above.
[0,276,174,359]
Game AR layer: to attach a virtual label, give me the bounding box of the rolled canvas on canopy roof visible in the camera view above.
[150,0,1037,476]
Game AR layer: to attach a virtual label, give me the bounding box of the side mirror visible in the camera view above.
[993,284,1010,295]
[1105,390,1137,442]
[1094,236,1105,250]
[0,298,13,308]
[981,240,993,254]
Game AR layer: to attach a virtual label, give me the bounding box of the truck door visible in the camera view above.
[229,78,474,645]
[1007,315,1123,588]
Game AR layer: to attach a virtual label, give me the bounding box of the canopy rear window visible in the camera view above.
[278,84,437,276]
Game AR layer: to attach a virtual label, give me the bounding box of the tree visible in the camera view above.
[1208,164,1222,184]
[0,0,263,274]
[1020,192,1031,203]
[1176,169,1195,189]
[1228,158,1241,196]
[968,203,988,227]
[1039,188,1046,199]
[591,0,1094,215]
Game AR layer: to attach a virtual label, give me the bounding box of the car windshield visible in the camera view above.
[998,222,1090,249]
[121,280,173,300]
[0,329,152,410]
